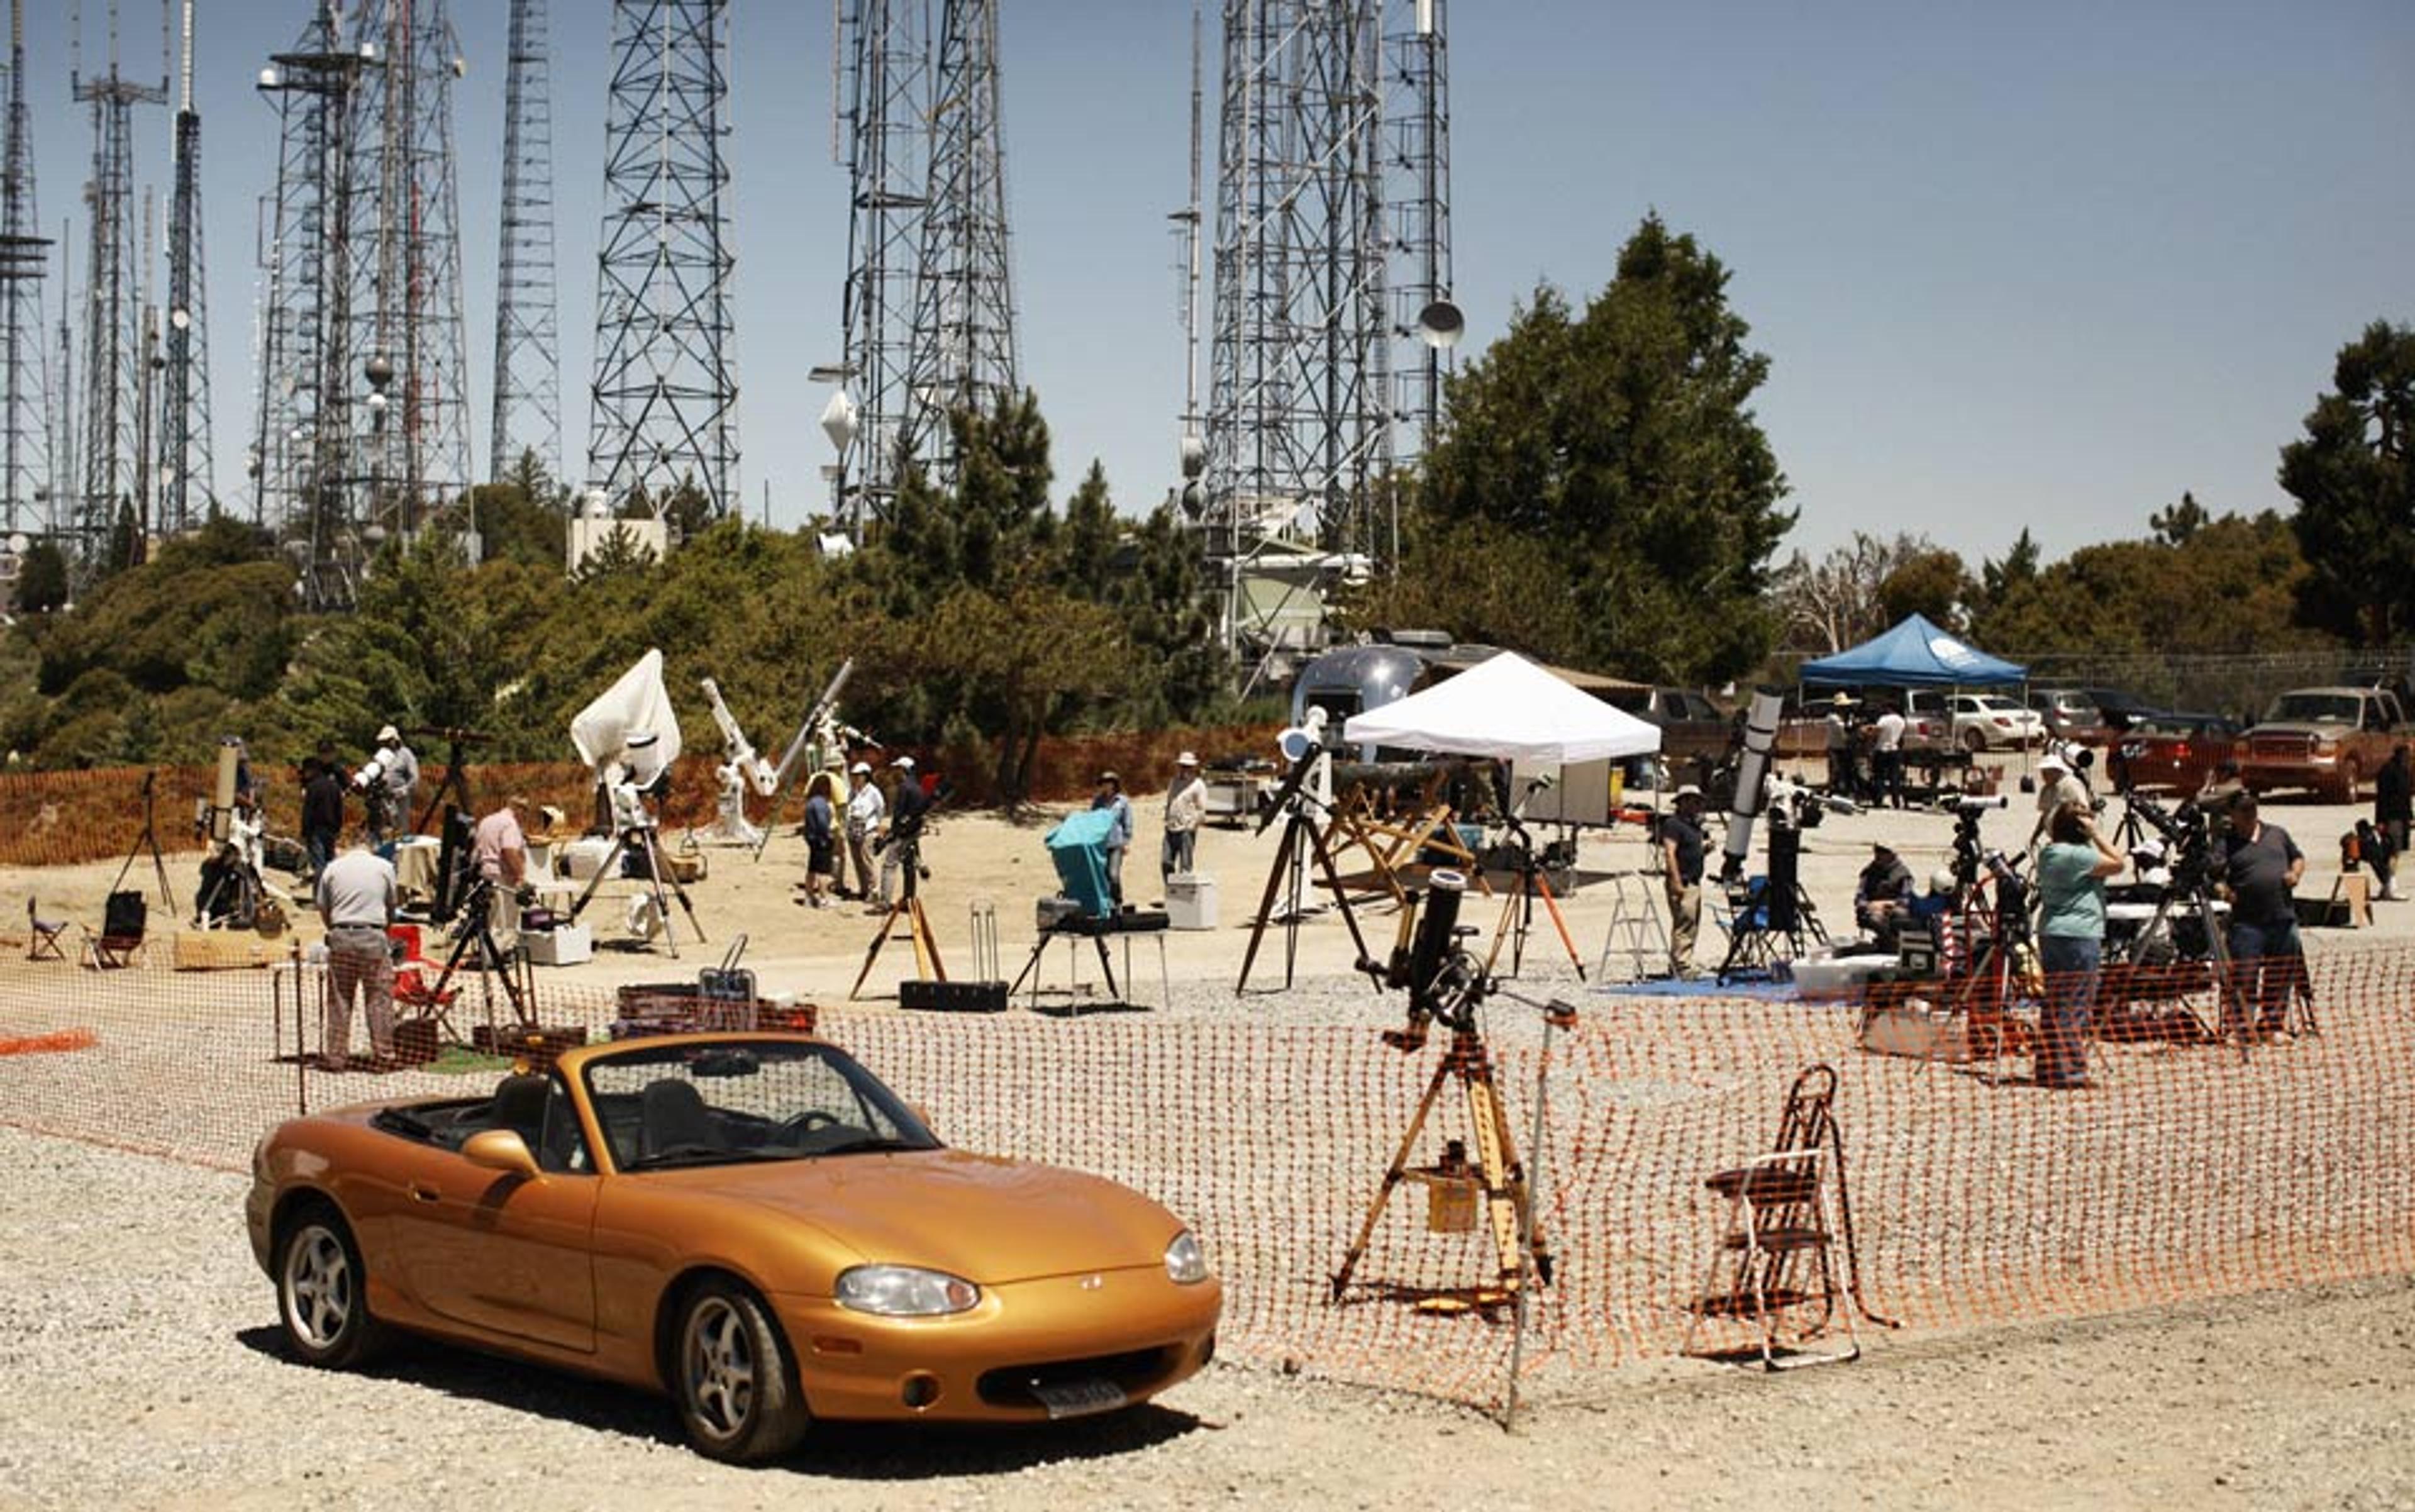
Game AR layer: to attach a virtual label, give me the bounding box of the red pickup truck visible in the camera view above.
[2237,686,2406,803]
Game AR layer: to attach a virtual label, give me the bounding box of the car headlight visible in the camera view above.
[834,1265,981,1317]
[1163,1230,1209,1286]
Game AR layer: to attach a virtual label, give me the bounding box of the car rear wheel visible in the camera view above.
[1960,727,1988,754]
[275,1204,386,1370]
[674,1281,809,1464]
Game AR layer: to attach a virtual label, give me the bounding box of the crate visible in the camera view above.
[471,1023,587,1068]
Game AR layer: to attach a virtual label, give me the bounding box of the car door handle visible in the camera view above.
[409,1183,442,1204]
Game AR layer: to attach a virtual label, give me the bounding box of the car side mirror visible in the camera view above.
[461,1128,543,1181]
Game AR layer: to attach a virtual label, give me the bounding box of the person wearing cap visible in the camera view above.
[2033,799,2125,1088]
[1855,841,1916,945]
[877,756,930,909]
[370,724,419,843]
[1659,785,1709,977]
[1162,752,1208,881]
[2026,749,2092,854]
[472,792,532,948]
[1092,770,1136,908]
[2217,790,2306,1043]
[844,761,884,906]
[1824,692,1862,801]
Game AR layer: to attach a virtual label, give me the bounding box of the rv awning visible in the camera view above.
[1341,652,1662,764]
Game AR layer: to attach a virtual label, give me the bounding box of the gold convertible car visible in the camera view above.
[246,1033,1222,1462]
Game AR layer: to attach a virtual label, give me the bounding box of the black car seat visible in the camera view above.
[487,1074,550,1154]
[638,1078,720,1160]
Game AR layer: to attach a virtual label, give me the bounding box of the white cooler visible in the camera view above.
[558,837,614,882]
[1165,874,1218,930]
[523,923,593,967]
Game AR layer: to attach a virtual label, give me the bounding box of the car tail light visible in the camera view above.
[1992,717,2011,728]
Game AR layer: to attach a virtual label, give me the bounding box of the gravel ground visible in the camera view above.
[1,1124,2409,1511]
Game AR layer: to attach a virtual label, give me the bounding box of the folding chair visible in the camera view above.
[82,889,150,970]
[26,897,69,962]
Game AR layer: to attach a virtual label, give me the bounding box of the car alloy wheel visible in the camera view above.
[275,1208,384,1369]
[675,1281,809,1463]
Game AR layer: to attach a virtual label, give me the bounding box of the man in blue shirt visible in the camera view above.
[2218,791,2306,1042]
[1092,770,1135,908]
[799,779,836,909]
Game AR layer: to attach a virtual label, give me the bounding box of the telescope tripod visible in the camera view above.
[113,771,178,914]
[421,879,536,1036]
[567,823,706,958]
[850,844,946,999]
[1236,799,1374,993]
[1481,837,1586,982]
[1331,1024,1555,1309]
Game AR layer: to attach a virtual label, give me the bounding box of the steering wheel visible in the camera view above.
[775,1109,841,1143]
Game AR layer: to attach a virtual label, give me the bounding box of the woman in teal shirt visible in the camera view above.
[2034,801,2125,1088]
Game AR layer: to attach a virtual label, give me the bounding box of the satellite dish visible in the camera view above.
[1179,433,1206,479]
[169,308,191,331]
[6,534,28,555]
[364,354,394,389]
[1415,299,1465,350]
[820,389,860,453]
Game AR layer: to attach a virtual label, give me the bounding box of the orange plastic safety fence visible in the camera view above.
[1,946,2409,1411]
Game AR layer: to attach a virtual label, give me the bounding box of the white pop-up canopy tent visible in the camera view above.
[1342,651,1660,828]
[1343,651,1662,764]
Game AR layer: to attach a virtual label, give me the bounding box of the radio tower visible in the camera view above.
[1384,0,1455,467]
[1204,0,1392,664]
[899,0,1018,486]
[72,0,169,574]
[253,1,374,604]
[0,0,51,542]
[831,0,931,531]
[157,0,212,531]
[588,0,739,525]
[351,0,473,538]
[489,0,559,486]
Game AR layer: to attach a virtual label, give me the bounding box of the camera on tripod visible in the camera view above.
[2124,792,2213,892]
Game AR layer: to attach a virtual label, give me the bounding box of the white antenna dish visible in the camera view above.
[1415,299,1465,350]
[6,534,29,555]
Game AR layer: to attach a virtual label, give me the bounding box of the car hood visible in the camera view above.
[2248,723,2344,740]
[672,1148,1180,1284]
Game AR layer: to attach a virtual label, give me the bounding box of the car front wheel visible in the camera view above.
[675,1281,810,1464]
[275,1204,386,1370]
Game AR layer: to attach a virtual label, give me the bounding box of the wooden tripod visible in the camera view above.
[850,848,946,999]
[1236,801,1374,993]
[1330,1026,1554,1306]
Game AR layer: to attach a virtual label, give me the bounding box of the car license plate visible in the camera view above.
[1029,1377,1128,1420]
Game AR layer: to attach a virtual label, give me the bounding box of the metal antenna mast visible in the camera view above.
[831,0,930,531]
[253,1,375,606]
[72,0,169,575]
[158,0,212,531]
[0,0,51,543]
[489,0,559,485]
[588,0,740,526]
[1204,0,1392,667]
[351,0,473,541]
[1169,0,1204,511]
[1385,0,1455,471]
[900,0,1018,486]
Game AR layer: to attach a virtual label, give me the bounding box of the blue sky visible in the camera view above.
[16,0,2413,567]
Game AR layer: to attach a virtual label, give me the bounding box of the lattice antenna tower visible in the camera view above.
[72,0,169,574]
[831,0,930,531]
[489,0,560,486]
[157,0,212,531]
[1169,0,1205,509]
[253,1,375,606]
[1204,0,1392,657]
[900,0,1018,488]
[350,0,473,540]
[589,0,739,526]
[1384,0,1453,471]
[0,0,52,541]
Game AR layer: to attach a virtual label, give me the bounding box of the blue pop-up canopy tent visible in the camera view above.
[1799,613,2024,687]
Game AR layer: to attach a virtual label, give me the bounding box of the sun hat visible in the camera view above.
[1176,751,1199,766]
[850,761,872,775]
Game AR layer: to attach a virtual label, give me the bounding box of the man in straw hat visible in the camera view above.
[1163,752,1208,881]
[1660,784,1709,977]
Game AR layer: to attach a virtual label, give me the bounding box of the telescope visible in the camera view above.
[1950,794,2009,814]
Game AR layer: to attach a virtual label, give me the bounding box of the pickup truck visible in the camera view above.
[2237,686,2406,803]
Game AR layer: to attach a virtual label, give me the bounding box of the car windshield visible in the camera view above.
[2264,693,2361,725]
[584,1040,940,1171]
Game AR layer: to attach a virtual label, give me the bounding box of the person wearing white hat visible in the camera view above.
[842,760,884,903]
[878,757,932,909]
[1162,751,1208,882]
[1660,785,1709,977]
[2028,748,2092,853]
[369,724,418,843]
